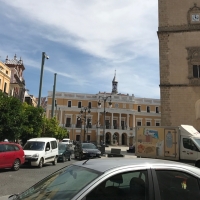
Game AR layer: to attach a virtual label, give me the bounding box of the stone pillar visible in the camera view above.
[110,133,113,145]
[127,114,129,129]
[111,112,113,129]
[118,134,122,145]
[119,113,122,129]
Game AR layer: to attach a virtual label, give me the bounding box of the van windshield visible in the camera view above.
[23,142,45,151]
[193,138,200,148]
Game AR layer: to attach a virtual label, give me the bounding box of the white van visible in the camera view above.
[23,137,58,168]
[62,138,73,146]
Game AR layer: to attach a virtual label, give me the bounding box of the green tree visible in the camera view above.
[42,116,68,139]
[0,92,24,141]
[20,103,44,145]
[0,91,68,143]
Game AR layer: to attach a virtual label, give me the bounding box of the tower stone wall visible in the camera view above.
[159,1,200,130]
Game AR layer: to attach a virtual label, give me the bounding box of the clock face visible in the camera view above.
[192,14,200,21]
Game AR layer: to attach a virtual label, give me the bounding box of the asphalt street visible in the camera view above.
[0,145,135,197]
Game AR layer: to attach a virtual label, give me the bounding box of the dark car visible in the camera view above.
[4,158,200,200]
[0,142,25,171]
[74,142,101,160]
[57,143,72,162]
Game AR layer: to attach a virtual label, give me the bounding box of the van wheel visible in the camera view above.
[12,159,20,171]
[52,157,57,165]
[38,158,43,168]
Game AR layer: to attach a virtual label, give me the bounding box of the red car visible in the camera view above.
[0,142,25,171]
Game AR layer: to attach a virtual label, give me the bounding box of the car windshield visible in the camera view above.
[23,142,45,151]
[58,144,68,150]
[82,143,97,149]
[17,165,102,200]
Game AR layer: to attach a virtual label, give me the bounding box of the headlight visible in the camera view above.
[97,151,101,154]
[83,150,88,153]
[32,154,39,158]
[59,153,63,155]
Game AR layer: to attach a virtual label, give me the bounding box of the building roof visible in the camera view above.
[5,54,25,70]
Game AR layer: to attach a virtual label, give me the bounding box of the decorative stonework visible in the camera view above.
[187,3,200,25]
[186,46,200,85]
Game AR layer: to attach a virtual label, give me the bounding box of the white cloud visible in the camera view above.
[0,0,160,98]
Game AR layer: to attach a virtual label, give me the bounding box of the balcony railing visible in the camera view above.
[65,124,71,127]
[76,124,81,128]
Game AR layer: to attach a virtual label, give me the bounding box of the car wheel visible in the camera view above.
[68,155,71,161]
[52,157,57,165]
[38,158,43,168]
[63,155,66,162]
[79,153,82,160]
[12,159,20,171]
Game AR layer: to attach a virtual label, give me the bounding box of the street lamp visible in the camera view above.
[80,106,91,142]
[38,52,49,108]
[98,96,112,144]
[77,116,83,142]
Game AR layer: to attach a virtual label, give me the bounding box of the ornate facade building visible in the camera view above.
[0,61,11,95]
[46,73,161,145]
[158,2,200,130]
[4,54,26,102]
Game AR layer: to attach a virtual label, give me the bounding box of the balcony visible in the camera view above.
[76,124,81,128]
[65,124,71,127]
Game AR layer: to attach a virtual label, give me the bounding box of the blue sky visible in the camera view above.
[0,0,159,99]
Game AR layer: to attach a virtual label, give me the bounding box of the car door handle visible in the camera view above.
[182,151,186,153]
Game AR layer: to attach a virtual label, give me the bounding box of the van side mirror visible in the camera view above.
[46,147,50,151]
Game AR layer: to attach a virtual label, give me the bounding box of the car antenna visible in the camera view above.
[82,158,90,165]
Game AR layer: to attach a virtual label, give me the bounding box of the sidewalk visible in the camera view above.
[103,145,137,158]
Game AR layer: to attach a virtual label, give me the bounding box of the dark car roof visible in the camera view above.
[73,158,200,175]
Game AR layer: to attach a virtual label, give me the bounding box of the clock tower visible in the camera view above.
[112,70,118,94]
[158,1,200,130]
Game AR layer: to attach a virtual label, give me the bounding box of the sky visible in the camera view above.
[0,0,160,99]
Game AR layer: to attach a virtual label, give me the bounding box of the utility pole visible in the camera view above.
[51,73,57,118]
[38,52,49,108]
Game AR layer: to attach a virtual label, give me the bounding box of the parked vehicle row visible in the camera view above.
[0,137,73,171]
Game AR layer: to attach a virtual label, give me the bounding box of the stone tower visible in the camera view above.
[158,1,200,130]
[112,70,118,94]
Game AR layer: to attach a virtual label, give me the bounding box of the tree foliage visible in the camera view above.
[0,92,68,143]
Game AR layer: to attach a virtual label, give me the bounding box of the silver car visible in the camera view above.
[4,158,200,200]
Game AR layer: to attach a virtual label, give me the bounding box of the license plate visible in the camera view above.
[90,154,96,157]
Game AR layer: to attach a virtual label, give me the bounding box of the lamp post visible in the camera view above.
[80,106,91,142]
[38,52,49,108]
[77,115,83,142]
[96,121,100,145]
[98,96,112,144]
